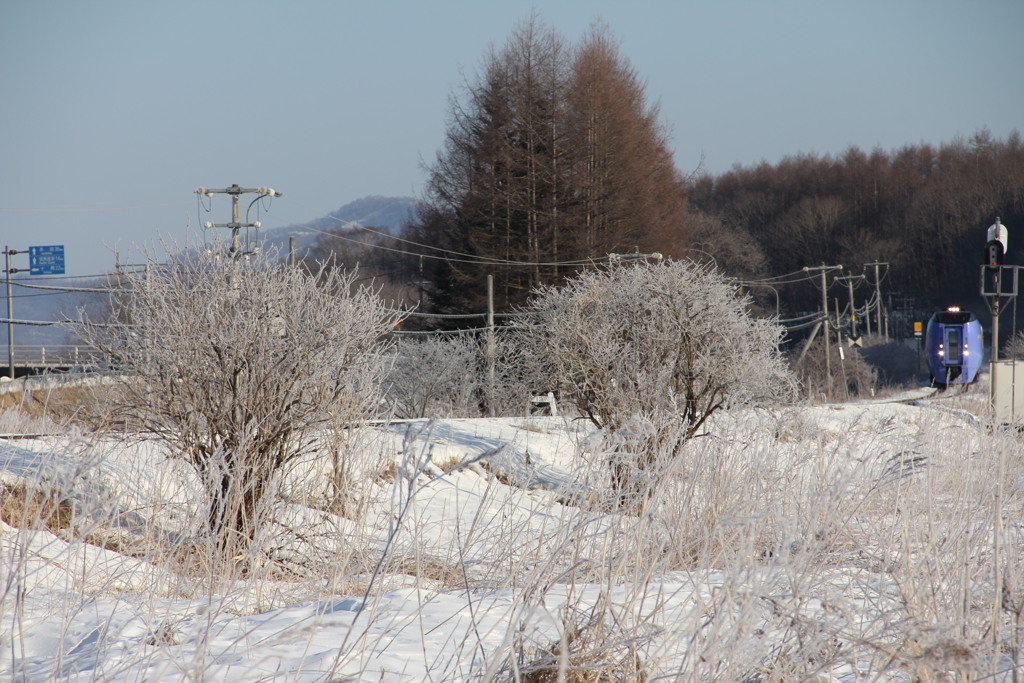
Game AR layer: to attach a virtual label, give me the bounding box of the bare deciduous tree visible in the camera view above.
[76,246,398,556]
[384,335,481,419]
[383,332,536,419]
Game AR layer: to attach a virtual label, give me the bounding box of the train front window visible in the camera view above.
[946,328,962,363]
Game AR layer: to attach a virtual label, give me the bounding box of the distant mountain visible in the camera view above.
[261,196,419,260]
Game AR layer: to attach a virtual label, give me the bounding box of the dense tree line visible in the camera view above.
[689,130,1024,318]
[317,129,1023,329]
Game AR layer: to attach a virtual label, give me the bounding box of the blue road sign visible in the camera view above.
[29,245,65,275]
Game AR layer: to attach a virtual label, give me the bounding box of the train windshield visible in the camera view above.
[946,328,962,363]
[934,311,975,325]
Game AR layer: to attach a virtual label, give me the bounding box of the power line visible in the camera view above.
[389,308,528,320]
[0,199,192,213]
[0,318,61,327]
[6,281,113,294]
[777,311,821,325]
[780,315,827,333]
[2,272,116,282]
[740,269,827,286]
[6,290,78,300]
[397,310,485,319]
[392,326,493,336]
[273,204,616,269]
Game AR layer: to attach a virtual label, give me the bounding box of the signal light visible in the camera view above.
[985,239,1004,266]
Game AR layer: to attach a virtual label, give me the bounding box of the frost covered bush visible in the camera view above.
[509,259,796,498]
[511,259,795,435]
[75,246,398,557]
[384,332,536,419]
[1005,330,1024,360]
[384,335,480,418]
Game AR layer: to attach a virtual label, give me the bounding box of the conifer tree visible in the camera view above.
[409,18,689,317]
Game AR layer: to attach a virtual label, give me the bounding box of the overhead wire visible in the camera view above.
[779,315,827,333]
[6,290,77,300]
[0,199,192,214]
[777,311,822,325]
[0,317,62,327]
[273,201,614,268]
[5,281,114,294]
[392,326,493,336]
[3,272,120,282]
[389,309,527,319]
[739,268,829,287]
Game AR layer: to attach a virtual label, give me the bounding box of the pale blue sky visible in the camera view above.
[2,0,1021,278]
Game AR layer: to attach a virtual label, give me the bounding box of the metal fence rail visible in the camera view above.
[1,345,104,367]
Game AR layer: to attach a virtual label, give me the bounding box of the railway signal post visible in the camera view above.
[981,217,1019,417]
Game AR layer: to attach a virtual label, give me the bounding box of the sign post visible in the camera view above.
[4,247,23,379]
[4,245,66,379]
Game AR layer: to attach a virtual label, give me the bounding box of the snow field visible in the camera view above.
[1,391,1023,680]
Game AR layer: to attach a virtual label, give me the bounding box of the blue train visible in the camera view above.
[924,308,983,386]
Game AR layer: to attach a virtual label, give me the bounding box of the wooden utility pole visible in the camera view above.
[804,264,842,399]
[836,273,866,342]
[487,274,495,417]
[865,261,888,340]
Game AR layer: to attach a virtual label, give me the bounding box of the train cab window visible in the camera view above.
[934,311,974,325]
[946,328,963,363]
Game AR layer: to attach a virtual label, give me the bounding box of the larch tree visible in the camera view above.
[409,18,689,318]
[411,17,570,315]
[565,25,689,262]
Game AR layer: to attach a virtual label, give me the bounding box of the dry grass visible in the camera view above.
[518,619,648,682]
[390,554,464,587]
[0,481,74,533]
[518,419,556,435]
[477,458,513,485]
[376,460,398,484]
[0,380,111,430]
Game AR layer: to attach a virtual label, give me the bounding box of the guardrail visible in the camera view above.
[2,345,105,367]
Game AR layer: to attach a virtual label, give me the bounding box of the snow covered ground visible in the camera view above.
[1,380,1022,681]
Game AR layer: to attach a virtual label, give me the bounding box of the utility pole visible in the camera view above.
[195,185,282,257]
[864,261,888,340]
[804,264,842,399]
[4,247,26,380]
[836,272,866,343]
[835,297,849,400]
[487,274,495,417]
